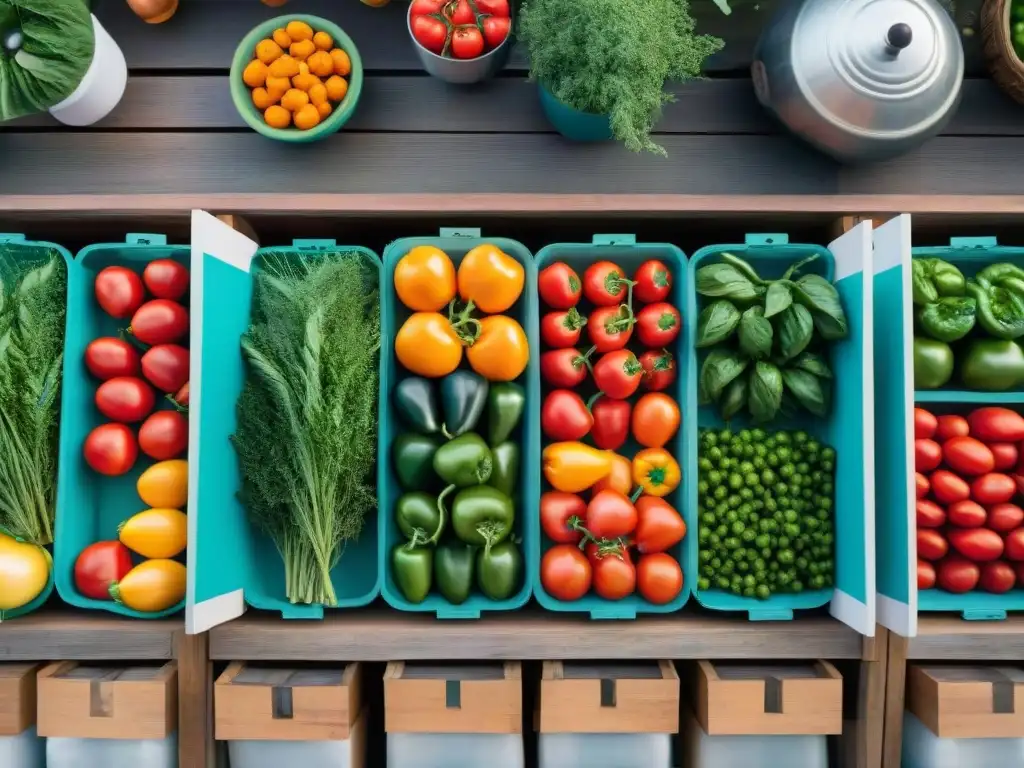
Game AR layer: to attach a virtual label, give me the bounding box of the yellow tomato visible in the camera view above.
[0,532,50,611]
[119,508,187,559]
[466,315,529,381]
[458,244,525,314]
[395,246,457,312]
[111,559,186,613]
[137,460,188,509]
[395,312,464,377]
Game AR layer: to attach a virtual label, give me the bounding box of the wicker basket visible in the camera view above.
[982,0,1024,104]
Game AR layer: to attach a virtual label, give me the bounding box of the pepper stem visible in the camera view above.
[433,485,454,545]
[630,486,644,503]
[449,299,483,346]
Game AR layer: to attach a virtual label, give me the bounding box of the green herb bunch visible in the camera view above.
[695,253,848,423]
[0,248,66,545]
[518,0,723,155]
[233,252,380,606]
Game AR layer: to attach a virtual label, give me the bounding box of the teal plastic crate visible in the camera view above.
[688,232,874,627]
[379,228,539,617]
[188,238,382,621]
[0,233,72,619]
[534,235,690,618]
[55,234,188,618]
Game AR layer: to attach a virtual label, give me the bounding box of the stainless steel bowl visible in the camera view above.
[408,5,513,84]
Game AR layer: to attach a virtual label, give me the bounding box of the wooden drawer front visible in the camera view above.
[908,664,1024,739]
[0,663,40,736]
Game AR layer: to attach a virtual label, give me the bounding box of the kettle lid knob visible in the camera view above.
[886,22,913,51]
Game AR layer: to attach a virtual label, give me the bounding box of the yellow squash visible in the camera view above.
[111,559,186,613]
[137,460,188,509]
[119,508,187,559]
[0,532,50,611]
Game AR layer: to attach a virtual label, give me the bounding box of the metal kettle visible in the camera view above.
[752,0,965,163]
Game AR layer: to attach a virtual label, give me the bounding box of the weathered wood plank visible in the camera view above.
[0,612,179,660]
[907,615,1024,659]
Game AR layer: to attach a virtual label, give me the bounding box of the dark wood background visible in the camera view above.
[1,0,1021,196]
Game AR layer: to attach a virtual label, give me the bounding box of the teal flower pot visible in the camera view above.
[538,85,612,142]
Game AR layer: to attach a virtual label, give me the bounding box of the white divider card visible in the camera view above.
[185,210,259,635]
[871,214,917,638]
[826,221,876,635]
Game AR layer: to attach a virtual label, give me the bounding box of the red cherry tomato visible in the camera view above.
[141,344,190,393]
[929,470,970,504]
[917,528,948,561]
[980,561,1017,593]
[541,390,593,442]
[935,414,970,441]
[410,0,444,14]
[915,472,930,499]
[540,492,586,544]
[586,490,638,539]
[85,337,140,380]
[450,26,484,59]
[475,0,510,15]
[83,423,138,476]
[915,439,942,472]
[916,499,946,528]
[634,496,686,554]
[593,350,643,399]
[917,559,936,589]
[585,539,632,565]
[541,544,592,601]
[538,263,581,309]
[94,266,144,319]
[588,306,634,352]
[138,410,189,460]
[990,443,1020,471]
[410,15,447,54]
[129,300,188,346]
[74,541,133,600]
[946,500,985,528]
[1007,528,1024,561]
[942,436,995,476]
[95,377,156,424]
[482,15,510,49]
[142,259,189,301]
[540,348,589,388]
[971,473,1016,505]
[171,381,190,408]
[635,302,681,347]
[914,407,937,439]
[633,260,672,304]
[988,503,1024,532]
[583,261,632,307]
[638,350,676,392]
[936,556,980,593]
[593,552,636,600]
[636,553,683,605]
[948,527,1004,562]
[445,0,475,24]
[590,395,631,451]
[968,407,1024,442]
[541,309,587,349]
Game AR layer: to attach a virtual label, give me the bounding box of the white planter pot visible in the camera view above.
[48,14,127,127]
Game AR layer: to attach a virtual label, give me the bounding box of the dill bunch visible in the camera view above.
[519,0,724,155]
[232,252,380,606]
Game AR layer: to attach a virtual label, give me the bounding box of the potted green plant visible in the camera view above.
[518,0,723,155]
[0,0,127,126]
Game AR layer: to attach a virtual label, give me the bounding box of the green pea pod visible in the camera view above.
[960,339,1024,391]
[444,485,514,548]
[392,544,433,604]
[488,442,519,498]
[434,542,476,604]
[913,337,954,389]
[395,492,444,545]
[394,377,441,435]
[967,278,1024,340]
[441,370,488,436]
[393,433,442,491]
[433,433,493,487]
[487,382,526,446]
[912,258,966,305]
[477,541,522,600]
[915,297,976,342]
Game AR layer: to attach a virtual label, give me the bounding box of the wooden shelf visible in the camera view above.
[0,611,181,660]
[210,610,865,661]
[908,615,1024,660]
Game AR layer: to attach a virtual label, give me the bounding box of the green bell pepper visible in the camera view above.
[914,337,954,390]
[443,484,514,548]
[434,542,476,604]
[916,297,977,342]
[961,340,1024,391]
[966,276,1024,340]
[392,543,433,604]
[441,370,488,437]
[394,377,441,435]
[395,492,444,545]
[433,433,492,487]
[486,382,526,445]
[977,263,1024,295]
[393,433,442,491]
[477,541,522,601]
[912,258,966,305]
[488,442,519,499]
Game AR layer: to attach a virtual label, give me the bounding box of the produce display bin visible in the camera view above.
[54,233,188,618]
[533,235,689,618]
[536,660,677,768]
[379,229,539,617]
[0,234,73,619]
[0,663,44,768]
[682,705,829,768]
[216,662,366,768]
[384,662,524,768]
[185,216,381,629]
[687,229,875,629]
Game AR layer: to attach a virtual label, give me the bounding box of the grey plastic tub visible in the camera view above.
[407,5,512,84]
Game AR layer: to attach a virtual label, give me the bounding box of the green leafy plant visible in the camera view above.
[518,0,723,155]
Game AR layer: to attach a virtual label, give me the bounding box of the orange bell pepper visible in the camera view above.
[632,448,681,497]
[543,442,612,493]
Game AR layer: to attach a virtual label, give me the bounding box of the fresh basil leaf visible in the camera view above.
[738,305,773,360]
[791,351,833,379]
[782,368,830,417]
[700,349,749,403]
[720,252,766,285]
[696,300,741,348]
[782,254,819,281]
[794,274,849,340]
[695,263,765,303]
[748,361,783,423]
[720,374,748,421]
[775,303,814,361]
[764,281,793,318]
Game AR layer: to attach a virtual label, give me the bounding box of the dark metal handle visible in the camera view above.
[886,23,913,53]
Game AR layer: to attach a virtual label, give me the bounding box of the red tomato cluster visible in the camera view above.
[915,406,1024,595]
[409,0,511,61]
[537,258,686,606]
[83,261,191,477]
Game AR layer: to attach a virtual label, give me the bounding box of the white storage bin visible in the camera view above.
[903,710,1024,768]
[0,663,44,768]
[536,661,678,768]
[45,734,177,768]
[0,725,45,768]
[683,707,828,768]
[384,662,523,768]
[229,736,363,768]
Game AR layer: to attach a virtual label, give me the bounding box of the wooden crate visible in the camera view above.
[907,663,1024,739]
[37,661,177,740]
[0,663,40,736]
[538,661,679,735]
[384,662,521,735]
[215,662,364,745]
[694,660,843,736]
